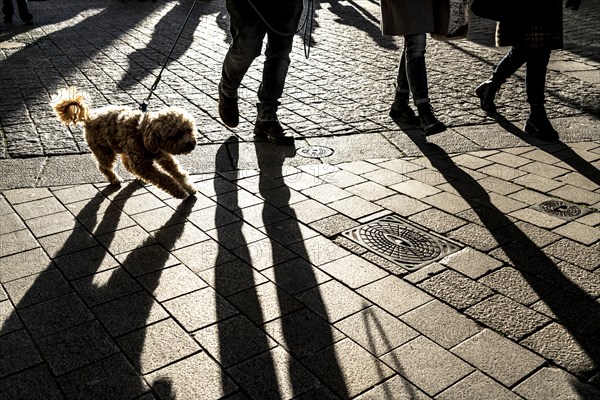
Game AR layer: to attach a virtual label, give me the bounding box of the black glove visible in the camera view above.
[566,0,581,10]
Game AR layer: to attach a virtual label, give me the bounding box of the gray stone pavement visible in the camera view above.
[1,0,600,399]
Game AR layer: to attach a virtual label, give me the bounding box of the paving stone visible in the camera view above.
[280,198,338,224]
[521,323,600,377]
[321,170,367,189]
[550,185,600,206]
[19,292,94,339]
[13,196,66,220]
[577,212,600,228]
[72,267,141,307]
[38,227,98,258]
[79,209,137,236]
[0,247,50,283]
[163,287,237,333]
[400,300,481,349]
[478,163,528,181]
[497,220,562,248]
[418,270,494,310]
[514,367,600,400]
[260,186,309,208]
[228,281,304,325]
[0,299,22,335]
[227,346,319,400]
[266,256,332,296]
[358,275,433,316]
[0,365,64,400]
[37,320,119,375]
[25,211,79,238]
[557,171,600,192]
[187,205,240,231]
[4,269,72,309]
[112,192,165,215]
[0,329,41,378]
[456,206,516,231]
[509,188,553,206]
[173,239,237,273]
[328,195,385,219]
[148,352,238,400]
[339,160,381,175]
[297,280,370,323]
[309,213,360,238]
[553,221,600,245]
[509,208,567,229]
[447,223,502,252]
[390,180,441,199]
[404,262,446,284]
[362,168,408,187]
[452,329,544,387]
[539,261,600,298]
[0,229,39,258]
[441,247,503,279]
[543,239,600,271]
[361,251,410,276]
[301,183,353,204]
[437,371,522,400]
[473,192,528,213]
[465,294,550,341]
[421,192,472,214]
[206,221,267,250]
[479,267,556,306]
[3,188,53,205]
[512,173,566,193]
[345,181,396,201]
[263,308,346,359]
[57,353,149,400]
[376,194,431,217]
[319,254,388,289]
[261,218,320,246]
[214,189,264,212]
[304,338,394,398]
[117,318,200,374]
[407,208,467,235]
[381,336,473,396]
[279,172,324,192]
[153,221,211,251]
[52,184,100,205]
[477,176,523,196]
[54,246,119,281]
[519,161,570,179]
[138,264,207,302]
[129,206,187,232]
[290,235,351,267]
[335,306,418,357]
[0,212,26,235]
[452,154,494,170]
[354,375,432,400]
[117,244,181,277]
[198,259,269,297]
[235,202,290,229]
[193,314,277,368]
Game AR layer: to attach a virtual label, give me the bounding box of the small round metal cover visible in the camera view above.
[296,146,334,159]
[538,200,583,219]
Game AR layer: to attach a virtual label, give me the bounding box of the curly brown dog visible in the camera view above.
[51,87,198,199]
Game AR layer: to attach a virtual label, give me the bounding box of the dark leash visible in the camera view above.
[139,0,201,112]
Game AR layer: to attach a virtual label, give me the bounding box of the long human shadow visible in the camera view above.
[491,114,600,187]
[313,0,398,50]
[254,140,350,397]
[213,137,278,394]
[402,129,600,393]
[117,0,227,91]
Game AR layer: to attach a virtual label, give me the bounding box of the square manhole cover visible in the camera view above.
[341,215,462,271]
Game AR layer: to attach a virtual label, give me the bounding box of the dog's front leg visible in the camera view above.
[157,155,197,195]
[131,160,189,199]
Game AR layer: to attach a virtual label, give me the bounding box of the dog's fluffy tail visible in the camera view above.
[51,87,90,126]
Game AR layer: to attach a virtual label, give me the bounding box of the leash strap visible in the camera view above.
[140,0,200,112]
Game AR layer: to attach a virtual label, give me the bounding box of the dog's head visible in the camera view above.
[142,107,197,155]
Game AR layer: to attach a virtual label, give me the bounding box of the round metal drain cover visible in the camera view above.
[538,200,583,219]
[296,146,334,159]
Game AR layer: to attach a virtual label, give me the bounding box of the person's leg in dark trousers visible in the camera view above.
[2,0,14,23]
[524,48,557,140]
[218,0,266,128]
[389,49,419,124]
[476,45,528,114]
[403,33,446,135]
[15,0,32,22]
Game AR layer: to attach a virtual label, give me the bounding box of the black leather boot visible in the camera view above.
[417,103,446,136]
[475,79,500,115]
[218,84,239,128]
[525,104,559,142]
[389,91,419,125]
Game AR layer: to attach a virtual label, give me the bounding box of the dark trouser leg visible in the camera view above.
[257,31,295,120]
[492,45,528,85]
[525,48,551,105]
[16,0,31,22]
[220,0,266,98]
[395,50,410,101]
[2,0,14,20]
[403,33,429,105]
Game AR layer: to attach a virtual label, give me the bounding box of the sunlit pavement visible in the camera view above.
[1,1,599,399]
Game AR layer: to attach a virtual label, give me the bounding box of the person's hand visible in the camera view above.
[566,0,581,10]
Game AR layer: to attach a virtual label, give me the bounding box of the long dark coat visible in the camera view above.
[380,0,450,36]
[496,0,563,49]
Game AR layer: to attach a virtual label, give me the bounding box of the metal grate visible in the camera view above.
[534,199,590,221]
[296,146,334,159]
[342,215,462,271]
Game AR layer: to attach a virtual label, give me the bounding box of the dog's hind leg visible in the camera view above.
[91,145,121,184]
[157,155,197,195]
[131,161,189,199]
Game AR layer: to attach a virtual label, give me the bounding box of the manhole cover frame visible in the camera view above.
[533,199,590,221]
[341,214,463,271]
[296,146,334,159]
